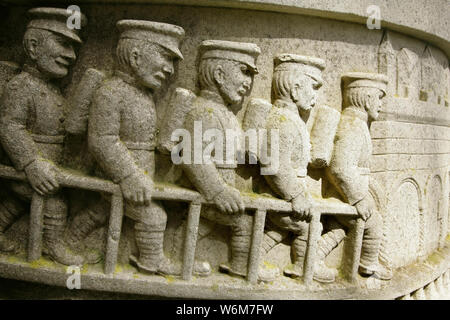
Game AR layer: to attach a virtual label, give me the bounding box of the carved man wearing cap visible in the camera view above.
[257,54,338,282]
[325,72,392,280]
[0,7,87,265]
[85,20,210,275]
[182,40,277,281]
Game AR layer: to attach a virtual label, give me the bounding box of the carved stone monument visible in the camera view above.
[0,1,448,300]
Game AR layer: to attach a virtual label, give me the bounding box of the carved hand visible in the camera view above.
[213,185,245,215]
[24,159,60,196]
[120,172,153,206]
[291,193,313,221]
[355,197,373,221]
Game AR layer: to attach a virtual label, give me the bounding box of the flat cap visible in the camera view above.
[27,7,87,44]
[274,53,325,84]
[199,40,261,74]
[342,72,388,96]
[117,20,185,59]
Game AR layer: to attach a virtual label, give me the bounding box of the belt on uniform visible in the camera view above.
[31,134,64,144]
[123,141,156,151]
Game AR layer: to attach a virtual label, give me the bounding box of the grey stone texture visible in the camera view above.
[0,1,448,299]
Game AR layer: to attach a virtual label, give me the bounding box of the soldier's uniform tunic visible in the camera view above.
[0,7,87,264]
[0,64,68,238]
[261,99,311,236]
[183,89,253,274]
[88,70,166,228]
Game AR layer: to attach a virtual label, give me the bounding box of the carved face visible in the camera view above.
[32,32,76,79]
[133,43,177,92]
[292,75,322,112]
[365,88,384,121]
[216,60,253,106]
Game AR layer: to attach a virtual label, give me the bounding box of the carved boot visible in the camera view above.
[220,232,279,282]
[284,236,307,278]
[253,229,286,281]
[359,236,392,280]
[131,222,211,277]
[313,228,345,283]
[43,214,84,266]
[66,208,104,264]
[0,199,25,252]
[131,223,173,274]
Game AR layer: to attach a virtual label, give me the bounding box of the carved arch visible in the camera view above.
[385,177,423,268]
[424,174,444,252]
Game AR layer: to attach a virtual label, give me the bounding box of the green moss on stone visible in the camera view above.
[29,257,55,269]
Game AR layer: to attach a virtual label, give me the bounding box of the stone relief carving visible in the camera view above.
[246,54,342,283]
[179,40,282,281]
[0,8,87,265]
[0,5,448,299]
[325,72,392,280]
[396,48,420,99]
[420,45,448,105]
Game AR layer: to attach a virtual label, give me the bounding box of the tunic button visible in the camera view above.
[149,133,154,140]
[59,117,65,123]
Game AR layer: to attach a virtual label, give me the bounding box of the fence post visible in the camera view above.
[182,202,202,281]
[28,193,45,262]
[247,208,267,284]
[105,192,124,275]
[344,218,365,283]
[303,209,322,286]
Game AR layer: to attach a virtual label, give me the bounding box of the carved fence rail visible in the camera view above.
[0,164,360,286]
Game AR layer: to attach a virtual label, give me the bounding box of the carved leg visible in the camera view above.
[0,195,25,253]
[229,229,252,277]
[219,211,277,282]
[358,213,392,281]
[42,194,84,266]
[344,218,365,283]
[67,203,108,246]
[67,199,108,264]
[283,236,307,278]
[261,224,289,257]
[130,201,182,276]
[133,222,166,273]
[314,227,346,283]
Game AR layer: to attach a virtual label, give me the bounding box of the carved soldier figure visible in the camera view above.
[0,8,87,265]
[85,20,209,276]
[325,72,392,280]
[182,40,276,281]
[258,54,337,282]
